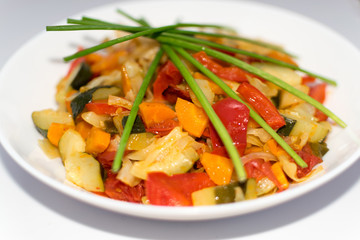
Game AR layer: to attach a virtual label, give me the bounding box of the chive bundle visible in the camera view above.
[47,10,346,182]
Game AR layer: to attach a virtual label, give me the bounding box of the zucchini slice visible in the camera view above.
[277,116,297,136]
[192,182,244,206]
[309,142,329,158]
[64,152,104,192]
[58,129,86,160]
[70,62,93,90]
[122,115,146,134]
[70,86,111,119]
[92,86,122,101]
[32,109,74,137]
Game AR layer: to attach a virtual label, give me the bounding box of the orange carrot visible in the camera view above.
[47,123,74,147]
[267,50,298,66]
[271,162,289,190]
[265,138,279,156]
[200,152,234,185]
[244,146,263,155]
[85,127,111,155]
[120,64,132,97]
[175,98,209,138]
[139,102,177,128]
[91,50,127,75]
[75,121,92,140]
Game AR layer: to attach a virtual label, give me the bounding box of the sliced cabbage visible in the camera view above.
[277,152,323,182]
[129,127,202,179]
[256,177,276,196]
[190,78,215,107]
[116,157,142,187]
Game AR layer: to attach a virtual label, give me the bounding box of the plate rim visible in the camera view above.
[0,0,360,221]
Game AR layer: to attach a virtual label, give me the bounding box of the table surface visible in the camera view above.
[1,0,359,239]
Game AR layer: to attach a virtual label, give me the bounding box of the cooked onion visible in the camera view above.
[241,152,277,164]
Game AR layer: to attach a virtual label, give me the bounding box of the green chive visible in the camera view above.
[116,9,151,27]
[157,36,346,128]
[61,24,178,61]
[46,24,145,32]
[167,29,296,57]
[173,46,307,168]
[162,33,337,86]
[112,48,164,172]
[162,44,247,182]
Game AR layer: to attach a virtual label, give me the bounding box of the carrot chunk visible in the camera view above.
[47,123,74,147]
[175,98,209,138]
[139,102,176,128]
[200,152,234,185]
[75,120,92,140]
[85,127,111,155]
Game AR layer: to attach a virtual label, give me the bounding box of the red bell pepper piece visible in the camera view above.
[193,51,249,82]
[294,145,323,178]
[97,150,116,169]
[104,172,145,203]
[237,82,285,129]
[146,172,215,206]
[309,83,326,104]
[309,83,328,121]
[85,102,120,115]
[301,75,316,84]
[153,60,183,101]
[65,47,85,78]
[145,119,179,136]
[209,98,250,156]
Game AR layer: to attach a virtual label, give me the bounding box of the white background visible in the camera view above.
[1,0,359,239]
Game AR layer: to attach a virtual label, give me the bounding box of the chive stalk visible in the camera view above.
[162,33,337,86]
[116,9,151,27]
[173,46,307,168]
[157,36,346,128]
[46,24,145,32]
[167,29,296,57]
[112,48,164,172]
[61,24,178,61]
[162,44,247,182]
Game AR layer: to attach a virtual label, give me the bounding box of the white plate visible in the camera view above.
[0,0,360,221]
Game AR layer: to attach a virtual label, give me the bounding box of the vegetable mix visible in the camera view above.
[31,10,344,206]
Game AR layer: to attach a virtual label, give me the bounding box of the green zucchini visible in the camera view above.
[277,116,297,136]
[92,86,122,101]
[70,62,92,90]
[70,86,111,119]
[32,109,74,137]
[271,93,280,109]
[122,115,146,134]
[58,129,85,160]
[309,142,329,158]
[192,182,244,206]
